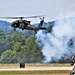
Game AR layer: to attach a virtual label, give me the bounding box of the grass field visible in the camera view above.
[0,63,71,75]
[0,70,70,75]
[0,63,71,67]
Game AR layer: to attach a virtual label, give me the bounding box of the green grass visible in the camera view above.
[0,64,19,67]
[0,63,71,67]
[0,70,70,75]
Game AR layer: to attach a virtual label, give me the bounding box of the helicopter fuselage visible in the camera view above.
[11,20,46,31]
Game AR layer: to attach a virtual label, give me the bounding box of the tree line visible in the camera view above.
[0,29,44,63]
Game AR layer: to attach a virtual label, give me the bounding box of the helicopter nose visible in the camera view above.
[11,22,17,26]
[11,23,16,28]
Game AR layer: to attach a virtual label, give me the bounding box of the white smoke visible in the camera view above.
[36,17,75,62]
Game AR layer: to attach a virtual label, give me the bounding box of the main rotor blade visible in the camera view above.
[23,15,45,18]
[0,17,20,19]
[0,15,45,19]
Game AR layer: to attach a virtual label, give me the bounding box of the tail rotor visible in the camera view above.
[39,16,47,28]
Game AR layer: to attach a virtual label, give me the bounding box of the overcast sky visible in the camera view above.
[0,0,75,23]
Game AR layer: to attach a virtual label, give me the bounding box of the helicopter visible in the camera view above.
[0,15,47,32]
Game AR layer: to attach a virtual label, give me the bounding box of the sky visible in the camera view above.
[0,0,75,23]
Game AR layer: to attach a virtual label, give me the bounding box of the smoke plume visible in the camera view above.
[36,17,75,62]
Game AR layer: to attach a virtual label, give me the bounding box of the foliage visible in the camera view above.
[0,29,5,55]
[0,70,70,75]
[20,37,44,63]
[0,29,44,63]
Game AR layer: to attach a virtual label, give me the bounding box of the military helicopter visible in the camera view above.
[0,15,47,32]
